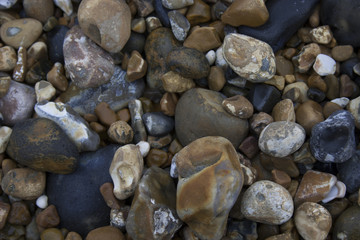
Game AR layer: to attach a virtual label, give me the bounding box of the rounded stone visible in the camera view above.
[86,226,125,240]
[295,100,324,135]
[23,0,54,23]
[294,202,332,240]
[142,112,174,137]
[259,121,306,158]
[331,45,354,62]
[0,46,16,71]
[6,118,79,174]
[313,54,336,76]
[175,88,249,148]
[223,33,275,83]
[333,206,360,240]
[222,95,254,119]
[78,0,131,53]
[40,228,64,240]
[107,121,134,144]
[241,180,294,225]
[337,150,360,193]
[0,18,42,49]
[272,99,296,122]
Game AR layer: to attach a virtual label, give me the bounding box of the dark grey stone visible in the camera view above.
[154,0,170,27]
[47,25,69,64]
[307,88,326,103]
[337,150,360,193]
[122,32,146,54]
[340,58,360,79]
[247,84,281,113]
[142,112,174,137]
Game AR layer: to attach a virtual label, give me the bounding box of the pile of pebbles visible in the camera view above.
[0,0,359,239]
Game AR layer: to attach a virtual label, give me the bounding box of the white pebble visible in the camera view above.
[0,0,17,9]
[215,46,228,70]
[331,97,350,108]
[36,195,48,209]
[313,54,336,76]
[170,156,178,178]
[136,141,150,157]
[54,0,73,16]
[205,50,216,65]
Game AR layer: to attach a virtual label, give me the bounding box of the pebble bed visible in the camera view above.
[0,0,359,239]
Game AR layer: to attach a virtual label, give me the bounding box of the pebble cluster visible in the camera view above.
[0,0,359,239]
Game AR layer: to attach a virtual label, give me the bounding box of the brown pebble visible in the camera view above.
[161,71,195,93]
[285,74,296,84]
[41,228,64,240]
[47,62,68,91]
[287,180,299,199]
[36,205,60,228]
[272,99,296,122]
[131,18,146,33]
[309,4,320,27]
[145,148,168,167]
[295,100,324,135]
[0,201,10,230]
[208,20,225,40]
[168,138,183,155]
[27,41,48,69]
[208,66,225,91]
[145,16,162,33]
[183,27,221,52]
[186,0,211,26]
[121,52,129,70]
[126,50,147,82]
[23,0,54,23]
[297,27,312,43]
[0,73,11,97]
[160,92,178,116]
[86,226,125,240]
[307,74,327,92]
[340,74,359,98]
[83,113,98,123]
[250,112,273,136]
[8,201,31,225]
[1,158,17,175]
[293,142,316,164]
[90,122,107,134]
[95,102,118,127]
[100,182,121,210]
[323,102,343,119]
[276,56,294,76]
[139,97,153,113]
[107,120,134,144]
[65,232,82,240]
[271,169,291,189]
[264,75,285,91]
[238,135,259,159]
[324,74,339,100]
[116,108,131,122]
[331,45,354,62]
[282,48,297,60]
[0,46,16,71]
[147,134,172,149]
[260,152,299,178]
[222,95,254,119]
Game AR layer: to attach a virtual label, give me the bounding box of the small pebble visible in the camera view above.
[292,43,321,73]
[40,228,64,240]
[36,195,49,209]
[331,45,354,62]
[0,202,10,229]
[208,66,226,91]
[8,201,31,225]
[331,97,349,108]
[95,102,118,127]
[0,46,16,71]
[126,50,147,82]
[0,126,12,154]
[161,71,195,93]
[107,120,134,144]
[183,26,221,52]
[36,205,60,228]
[222,95,254,119]
[161,0,193,10]
[205,50,215,65]
[310,25,333,44]
[313,54,336,76]
[86,226,125,240]
[54,0,73,16]
[99,182,121,210]
[160,92,178,116]
[168,10,190,41]
[272,99,296,122]
[35,80,56,102]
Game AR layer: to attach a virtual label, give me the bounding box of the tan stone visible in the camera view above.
[310,25,333,44]
[0,46,16,71]
[161,71,195,93]
[264,75,285,90]
[86,226,125,240]
[47,62,68,91]
[23,0,54,23]
[35,80,56,102]
[183,27,221,52]
[282,48,297,60]
[324,74,339,100]
[295,100,324,135]
[100,182,121,210]
[276,56,294,76]
[250,112,273,136]
[186,0,211,26]
[41,228,64,240]
[331,45,354,62]
[222,95,254,119]
[292,43,321,73]
[147,134,172,149]
[116,108,131,122]
[272,169,291,188]
[221,0,268,27]
[272,99,295,122]
[126,50,147,82]
[107,121,134,144]
[297,27,312,43]
[283,82,309,103]
[285,74,296,84]
[2,159,17,175]
[208,66,225,91]
[36,205,60,228]
[160,92,178,116]
[131,18,146,33]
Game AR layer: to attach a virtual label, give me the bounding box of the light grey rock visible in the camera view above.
[162,0,193,9]
[168,10,190,41]
[0,0,17,9]
[54,0,73,16]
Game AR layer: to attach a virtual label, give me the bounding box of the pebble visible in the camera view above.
[0,126,11,154]
[0,202,10,229]
[250,112,273,136]
[264,75,285,91]
[283,82,309,103]
[347,96,360,129]
[66,232,82,240]
[294,202,332,240]
[63,25,115,89]
[161,71,195,93]
[109,145,143,200]
[0,0,17,9]
[238,135,259,159]
[223,33,275,83]
[175,136,243,239]
[331,97,349,108]
[0,46,16,71]
[95,102,118,127]
[307,74,327,92]
[168,10,190,41]
[107,121,134,144]
[126,167,182,239]
[241,180,294,225]
[313,54,336,76]
[12,46,26,82]
[248,84,281,113]
[1,168,45,200]
[142,112,174,137]
[310,110,356,163]
[175,88,248,148]
[310,25,333,44]
[292,43,321,73]
[205,50,215,65]
[47,25,69,64]
[183,26,221,52]
[145,148,168,167]
[23,0,54,23]
[332,205,360,240]
[54,0,73,16]
[78,0,131,53]
[36,195,49,209]
[6,118,79,174]
[331,45,354,62]
[271,169,291,188]
[129,99,147,143]
[259,121,306,158]
[86,226,125,240]
[34,80,56,102]
[8,201,31,225]
[136,141,150,157]
[215,46,228,70]
[36,205,60,228]
[222,95,254,119]
[260,152,299,178]
[40,228,64,240]
[0,73,11,97]
[160,92,178,116]
[272,99,296,122]
[295,100,324,134]
[161,0,193,9]
[0,80,36,126]
[337,150,360,193]
[35,101,100,152]
[126,50,147,82]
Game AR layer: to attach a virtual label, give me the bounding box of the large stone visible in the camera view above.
[332,206,360,240]
[78,0,131,53]
[174,136,243,240]
[6,118,79,174]
[237,0,320,52]
[337,150,360,193]
[63,26,115,89]
[23,0,54,23]
[175,88,249,148]
[47,145,119,237]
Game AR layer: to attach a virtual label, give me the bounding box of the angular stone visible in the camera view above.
[161,71,195,93]
[86,226,125,240]
[36,205,60,228]
[241,180,293,225]
[310,25,333,44]
[260,153,299,178]
[185,0,211,26]
[222,95,254,119]
[175,136,243,240]
[0,46,16,71]
[8,201,31,225]
[332,206,360,240]
[168,10,190,41]
[272,99,295,122]
[35,80,56,102]
[107,121,134,144]
[271,169,291,188]
[126,50,147,82]
[183,27,221,52]
[126,167,182,240]
[313,54,336,76]
[248,84,281,113]
[175,88,249,148]
[133,0,154,17]
[23,0,54,23]
[6,118,79,174]
[310,110,356,163]
[142,112,174,137]
[63,26,115,89]
[292,43,321,73]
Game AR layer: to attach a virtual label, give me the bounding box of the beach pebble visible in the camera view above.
[248,84,281,113]
[47,25,69,64]
[36,205,60,228]
[310,25,333,44]
[0,46,16,71]
[183,26,221,53]
[0,0,17,9]
[46,62,68,91]
[168,10,190,41]
[126,50,147,82]
[36,195,48,209]
[136,141,150,157]
[34,80,56,102]
[296,100,324,135]
[331,45,354,62]
[205,50,215,65]
[161,71,195,93]
[331,97,350,108]
[222,95,254,119]
[337,150,360,193]
[332,205,360,240]
[0,202,10,229]
[142,112,174,136]
[86,226,125,240]
[23,0,54,23]
[162,0,193,10]
[313,54,336,76]
[0,126,12,154]
[107,121,134,144]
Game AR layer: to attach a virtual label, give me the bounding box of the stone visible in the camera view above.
[340,74,358,98]
[292,43,321,73]
[294,170,337,206]
[332,206,360,240]
[205,50,215,65]
[222,95,254,119]
[310,25,333,44]
[250,112,273,136]
[25,59,52,85]
[186,0,211,26]
[145,148,168,167]
[310,110,356,163]
[283,82,309,103]
[126,50,147,82]
[294,202,332,240]
[94,102,117,127]
[12,46,26,82]
[8,201,31,225]
[0,126,11,154]
[175,88,249,148]
[175,136,243,240]
[78,0,131,53]
[36,205,60,228]
[142,112,174,137]
[331,45,354,62]
[6,118,79,174]
[116,108,130,122]
[0,0,17,9]
[161,71,195,93]
[0,80,36,126]
[107,121,133,144]
[23,0,54,23]
[223,33,275,83]
[162,0,193,9]
[35,80,56,102]
[0,73,11,97]
[35,101,100,152]
[146,16,163,32]
[237,0,319,52]
[221,0,268,27]
[0,18,42,49]
[293,142,316,164]
[0,46,16,71]
[2,159,16,175]
[66,232,82,240]
[36,195,49,209]
[323,102,342,118]
[331,97,349,108]
[295,100,324,135]
[131,18,146,34]
[248,84,281,113]
[208,66,226,91]
[47,25,69,64]
[126,167,182,240]
[26,41,47,69]
[166,47,209,79]
[1,168,45,200]
[260,153,299,178]
[168,12,189,43]
[40,228,63,240]
[272,99,296,122]
[100,182,121,210]
[337,150,360,193]
[183,27,221,52]
[86,226,125,240]
[321,180,346,203]
[129,99,147,143]
[238,136,259,159]
[160,92,178,116]
[54,0,73,16]
[324,74,339,100]
[63,26,115,89]
[264,75,285,91]
[47,145,119,237]
[347,96,360,129]
[307,88,326,104]
[241,180,293,225]
[0,202,10,229]
[271,169,291,188]
[259,121,306,158]
[145,27,180,89]
[313,54,336,76]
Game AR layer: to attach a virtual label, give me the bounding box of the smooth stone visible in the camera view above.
[186,0,211,26]
[0,46,16,71]
[205,50,215,65]
[250,112,274,136]
[331,45,354,62]
[47,25,69,64]
[332,206,360,240]
[86,226,125,240]
[292,43,321,73]
[40,228,63,240]
[307,88,326,103]
[54,0,73,16]
[145,148,168,167]
[0,73,11,97]
[276,56,294,76]
[36,205,60,228]
[222,95,254,119]
[339,74,359,98]
[168,10,190,41]
[313,54,336,76]
[226,219,258,240]
[259,121,306,158]
[337,150,360,193]
[0,0,17,9]
[294,202,332,240]
[63,25,115,89]
[59,66,145,115]
[175,136,243,240]
[6,118,79,174]
[35,80,56,102]
[237,0,319,52]
[0,18,42,49]
[142,112,174,137]
[323,102,342,119]
[0,126,12,154]
[175,88,249,148]
[295,100,324,135]
[208,66,226,91]
[107,121,134,144]
[272,99,296,122]
[35,101,100,152]
[183,26,221,52]
[347,96,360,129]
[320,0,360,47]
[0,80,35,126]
[248,84,281,113]
[310,110,356,163]
[36,195,48,209]
[241,180,294,225]
[126,167,182,240]
[122,32,146,54]
[161,0,193,9]
[78,0,131,53]
[47,145,119,237]
[144,27,180,89]
[166,47,209,79]
[23,0,54,23]
[223,33,275,83]
[260,152,299,178]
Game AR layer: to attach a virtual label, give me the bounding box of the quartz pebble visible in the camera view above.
[54,0,73,16]
[313,54,336,76]
[0,126,12,154]
[331,97,349,108]
[222,95,254,119]
[36,195,49,209]
[34,80,56,102]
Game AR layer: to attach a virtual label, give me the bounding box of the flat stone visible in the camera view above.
[183,27,221,52]
[23,0,54,23]
[142,112,174,137]
[332,206,360,240]
[86,226,125,240]
[161,71,195,93]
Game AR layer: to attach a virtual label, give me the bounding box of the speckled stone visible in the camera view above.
[292,43,321,73]
[107,121,134,144]
[168,10,190,42]
[161,71,195,93]
[36,205,60,229]
[222,95,254,119]
[0,46,16,71]
[241,180,294,225]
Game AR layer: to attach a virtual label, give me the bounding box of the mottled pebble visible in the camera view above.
[107,121,134,144]
[222,95,254,119]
